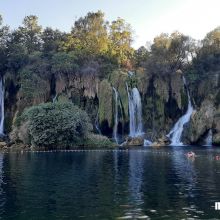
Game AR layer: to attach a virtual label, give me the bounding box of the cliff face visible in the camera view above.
[186,72,220,145]
[142,71,188,140]
[4,68,220,145]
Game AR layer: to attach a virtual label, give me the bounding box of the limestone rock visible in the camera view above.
[187,99,215,143]
[213,107,220,145]
[152,136,170,147]
[125,136,144,146]
[0,141,7,148]
[170,70,185,110]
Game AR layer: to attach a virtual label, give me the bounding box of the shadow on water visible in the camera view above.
[0,146,220,219]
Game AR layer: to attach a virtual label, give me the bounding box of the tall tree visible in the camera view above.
[201,26,220,55]
[42,27,65,54]
[189,27,220,77]
[0,15,10,75]
[63,11,109,56]
[109,18,134,68]
[19,15,42,53]
[148,32,192,74]
[134,46,149,68]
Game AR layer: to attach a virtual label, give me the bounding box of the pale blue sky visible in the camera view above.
[1,0,220,48]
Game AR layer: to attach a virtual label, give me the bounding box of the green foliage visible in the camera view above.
[109,18,134,67]
[0,11,135,82]
[0,16,10,75]
[19,15,42,53]
[148,32,192,75]
[16,102,93,148]
[83,133,114,148]
[134,46,149,67]
[51,52,79,74]
[186,27,220,83]
[63,11,109,56]
[7,42,29,72]
[20,67,48,99]
[41,27,65,54]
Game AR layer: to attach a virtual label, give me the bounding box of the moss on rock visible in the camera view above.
[98,79,113,132]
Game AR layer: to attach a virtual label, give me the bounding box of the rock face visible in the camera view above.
[98,80,113,134]
[151,136,170,147]
[4,66,220,146]
[213,107,220,145]
[123,136,144,146]
[0,141,7,148]
[187,72,220,145]
[143,70,188,140]
[186,99,215,143]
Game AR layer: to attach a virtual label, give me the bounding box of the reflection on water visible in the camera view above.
[0,147,220,219]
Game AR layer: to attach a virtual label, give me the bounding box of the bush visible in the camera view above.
[15,102,93,149]
[83,133,115,148]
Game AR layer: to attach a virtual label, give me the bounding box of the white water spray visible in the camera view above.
[144,139,152,146]
[0,78,4,135]
[167,76,193,146]
[205,129,212,146]
[113,87,119,144]
[126,84,143,137]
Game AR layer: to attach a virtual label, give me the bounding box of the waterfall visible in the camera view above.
[205,129,212,146]
[167,76,193,146]
[52,94,57,103]
[0,78,4,135]
[95,110,101,134]
[112,87,119,143]
[126,84,143,137]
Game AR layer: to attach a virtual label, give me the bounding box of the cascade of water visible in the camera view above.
[95,110,101,134]
[0,78,4,135]
[52,94,57,103]
[126,83,143,137]
[113,87,119,144]
[167,76,193,146]
[205,129,212,146]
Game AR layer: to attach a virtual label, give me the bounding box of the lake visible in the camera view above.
[1,146,220,219]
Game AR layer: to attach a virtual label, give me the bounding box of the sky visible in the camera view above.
[1,0,220,48]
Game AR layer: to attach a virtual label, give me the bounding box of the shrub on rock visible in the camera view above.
[14,102,93,149]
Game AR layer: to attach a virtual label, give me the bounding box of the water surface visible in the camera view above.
[1,146,220,219]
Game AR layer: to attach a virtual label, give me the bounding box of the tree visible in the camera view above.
[7,30,29,72]
[109,18,134,67]
[134,46,149,67]
[203,26,220,50]
[188,27,220,78]
[148,32,192,74]
[0,15,10,75]
[63,11,109,56]
[42,27,65,54]
[51,52,79,74]
[18,15,42,53]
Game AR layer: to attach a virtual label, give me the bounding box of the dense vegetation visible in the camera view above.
[0,12,219,84]
[12,102,113,149]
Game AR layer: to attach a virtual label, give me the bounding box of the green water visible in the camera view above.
[1,146,220,219]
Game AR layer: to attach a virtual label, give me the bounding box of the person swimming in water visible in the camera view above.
[186,151,195,158]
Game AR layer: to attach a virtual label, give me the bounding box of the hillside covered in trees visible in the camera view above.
[0,11,219,148]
